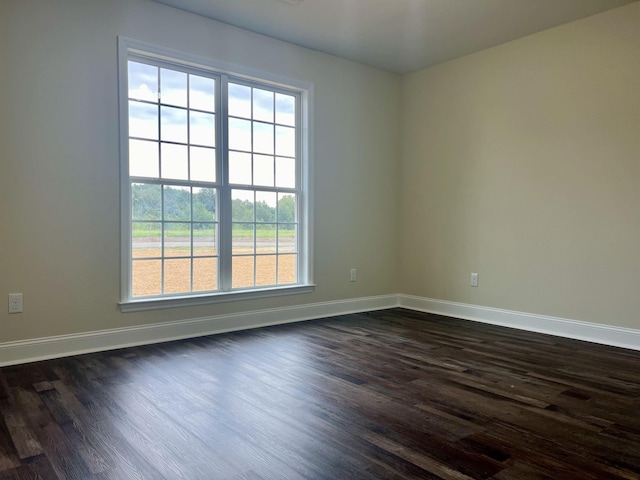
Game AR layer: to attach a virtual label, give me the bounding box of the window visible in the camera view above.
[119,39,313,310]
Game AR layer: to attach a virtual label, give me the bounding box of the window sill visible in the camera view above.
[119,284,316,313]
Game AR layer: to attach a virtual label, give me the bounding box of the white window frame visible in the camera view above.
[118,37,314,312]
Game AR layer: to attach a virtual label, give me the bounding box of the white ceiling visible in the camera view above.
[153,0,637,74]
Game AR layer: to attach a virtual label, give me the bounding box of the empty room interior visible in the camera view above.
[1,0,639,478]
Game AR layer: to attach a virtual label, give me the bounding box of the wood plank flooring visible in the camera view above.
[0,308,639,479]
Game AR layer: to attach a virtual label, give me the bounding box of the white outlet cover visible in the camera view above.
[8,293,23,313]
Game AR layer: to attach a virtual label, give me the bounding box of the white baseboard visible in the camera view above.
[398,294,640,351]
[0,295,398,367]
[2,293,638,366]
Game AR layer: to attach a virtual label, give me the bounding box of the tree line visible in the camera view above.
[132,183,295,226]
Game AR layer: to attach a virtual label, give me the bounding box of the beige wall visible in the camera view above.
[400,2,640,328]
[1,0,638,345]
[0,0,400,342]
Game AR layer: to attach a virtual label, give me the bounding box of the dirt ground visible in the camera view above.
[131,241,296,296]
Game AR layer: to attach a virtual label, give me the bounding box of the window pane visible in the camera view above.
[229,118,251,151]
[275,93,295,126]
[132,183,161,220]
[193,257,217,291]
[277,254,296,284]
[255,191,277,222]
[233,223,254,255]
[193,223,216,256]
[232,256,254,289]
[190,111,215,147]
[278,224,296,253]
[232,190,254,222]
[256,224,276,254]
[161,143,188,180]
[275,126,295,157]
[129,139,159,178]
[193,187,216,221]
[228,83,251,119]
[189,75,215,112]
[129,101,158,140]
[132,259,161,297]
[277,193,296,223]
[164,185,191,221]
[160,68,187,107]
[132,222,161,258]
[128,62,157,102]
[253,154,274,187]
[229,151,252,185]
[164,222,191,257]
[275,157,295,188]
[164,258,191,294]
[253,88,273,123]
[256,255,276,286]
[127,56,304,300]
[190,146,216,183]
[161,106,187,143]
[253,122,274,155]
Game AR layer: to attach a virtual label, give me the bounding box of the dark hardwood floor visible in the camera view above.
[1,308,639,479]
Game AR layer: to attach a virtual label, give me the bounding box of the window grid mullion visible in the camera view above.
[250,87,255,192]
[186,74,194,294]
[272,92,278,285]
[190,189,194,293]
[251,88,257,288]
[253,193,257,288]
[129,177,218,189]
[272,93,276,194]
[186,74,192,183]
[160,185,166,295]
[219,75,233,292]
[156,66,166,295]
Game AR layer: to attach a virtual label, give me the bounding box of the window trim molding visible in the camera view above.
[117,36,314,310]
[119,284,316,313]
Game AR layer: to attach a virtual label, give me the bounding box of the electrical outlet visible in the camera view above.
[350,268,357,282]
[470,273,479,287]
[8,293,23,314]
